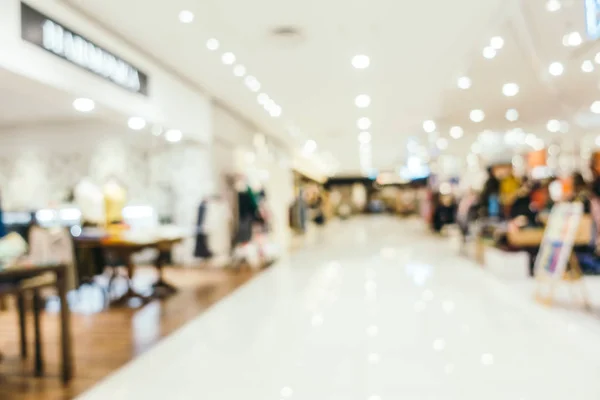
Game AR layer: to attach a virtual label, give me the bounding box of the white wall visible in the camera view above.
[0,0,212,143]
[211,104,262,191]
[0,121,152,210]
[0,120,215,263]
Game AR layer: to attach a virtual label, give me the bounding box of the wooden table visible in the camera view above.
[0,264,73,383]
[75,236,184,305]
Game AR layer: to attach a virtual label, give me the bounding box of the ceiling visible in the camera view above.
[0,67,118,128]
[413,0,600,170]
[59,0,600,176]
[62,0,510,175]
[0,67,86,127]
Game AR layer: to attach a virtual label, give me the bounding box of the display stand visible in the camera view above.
[534,202,590,309]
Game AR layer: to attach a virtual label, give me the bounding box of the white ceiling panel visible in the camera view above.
[63,0,508,174]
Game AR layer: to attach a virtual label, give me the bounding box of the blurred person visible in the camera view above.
[530,181,551,213]
[432,192,456,233]
[571,172,591,213]
[311,191,325,225]
[456,189,479,246]
[588,164,600,252]
[510,180,537,227]
[500,172,520,213]
[479,167,500,218]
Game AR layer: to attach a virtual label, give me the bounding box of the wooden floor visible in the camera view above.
[0,267,257,400]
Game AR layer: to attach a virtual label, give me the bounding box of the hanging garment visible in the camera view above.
[238,189,258,220]
[194,201,212,258]
[235,189,259,244]
[204,199,232,259]
[235,216,253,244]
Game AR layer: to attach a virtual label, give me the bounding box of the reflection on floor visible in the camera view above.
[472,241,600,338]
[78,217,600,400]
[0,267,257,400]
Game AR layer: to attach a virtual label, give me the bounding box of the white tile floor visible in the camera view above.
[78,217,600,400]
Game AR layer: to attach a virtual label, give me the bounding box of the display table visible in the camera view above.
[74,235,184,305]
[0,264,73,383]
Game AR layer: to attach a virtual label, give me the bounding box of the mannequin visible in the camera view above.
[103,178,127,225]
[74,178,105,226]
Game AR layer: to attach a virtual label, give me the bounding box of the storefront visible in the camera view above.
[210,104,297,259]
[0,2,222,266]
[0,0,316,274]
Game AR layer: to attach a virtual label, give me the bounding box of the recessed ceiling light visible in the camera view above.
[358,131,372,144]
[264,98,275,111]
[502,83,519,97]
[595,53,600,64]
[582,60,594,72]
[423,120,436,133]
[457,76,471,89]
[178,10,194,23]
[490,36,504,50]
[564,32,582,47]
[221,52,236,65]
[269,105,282,118]
[436,138,448,150]
[481,353,495,366]
[355,94,371,108]
[483,46,496,59]
[546,0,561,12]
[548,62,564,76]
[128,117,146,130]
[525,133,538,146]
[591,101,600,114]
[432,338,446,351]
[352,54,370,69]
[303,140,317,154]
[244,75,261,92]
[233,64,246,77]
[165,129,183,143]
[206,38,219,51]
[470,109,485,122]
[449,126,464,139]
[534,138,545,150]
[506,109,519,122]
[357,117,372,130]
[257,93,269,105]
[72,98,95,112]
[546,119,561,132]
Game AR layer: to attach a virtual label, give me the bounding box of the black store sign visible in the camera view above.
[20,2,149,96]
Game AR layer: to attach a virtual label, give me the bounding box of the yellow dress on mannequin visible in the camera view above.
[103,180,127,226]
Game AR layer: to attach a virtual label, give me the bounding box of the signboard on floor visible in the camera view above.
[534,202,583,281]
